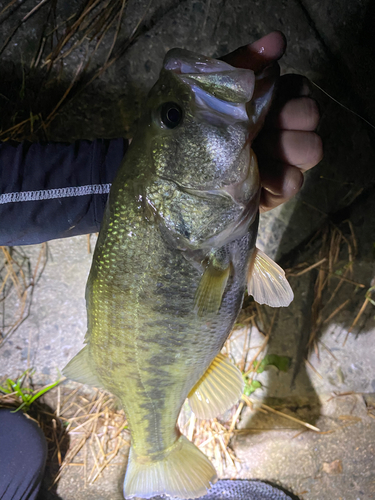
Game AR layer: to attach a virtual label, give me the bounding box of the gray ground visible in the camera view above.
[1,0,375,499]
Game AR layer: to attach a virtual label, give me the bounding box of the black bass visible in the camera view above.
[63,48,293,499]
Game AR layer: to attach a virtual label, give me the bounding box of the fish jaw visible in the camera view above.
[164,48,254,128]
[164,49,237,74]
[164,48,255,102]
[247,61,280,140]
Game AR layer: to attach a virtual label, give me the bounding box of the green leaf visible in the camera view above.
[0,384,12,394]
[256,354,291,374]
[28,379,61,405]
[366,285,375,307]
[243,379,262,396]
[11,402,27,413]
[2,369,62,413]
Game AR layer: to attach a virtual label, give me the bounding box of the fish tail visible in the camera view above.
[123,435,217,499]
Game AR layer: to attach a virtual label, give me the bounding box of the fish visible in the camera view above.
[63,48,293,499]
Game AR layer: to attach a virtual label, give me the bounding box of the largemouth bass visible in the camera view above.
[63,48,293,499]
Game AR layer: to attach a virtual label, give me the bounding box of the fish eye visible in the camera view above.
[160,102,183,129]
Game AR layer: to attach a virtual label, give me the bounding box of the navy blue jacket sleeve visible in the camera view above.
[0,138,127,246]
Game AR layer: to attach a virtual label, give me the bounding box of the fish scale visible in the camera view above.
[64,47,293,499]
[89,185,254,454]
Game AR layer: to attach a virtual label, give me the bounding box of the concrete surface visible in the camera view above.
[235,396,375,499]
[0,236,92,383]
[1,0,375,499]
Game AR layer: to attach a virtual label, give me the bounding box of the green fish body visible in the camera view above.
[64,49,293,499]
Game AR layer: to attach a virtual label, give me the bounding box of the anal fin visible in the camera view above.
[63,346,104,389]
[188,353,244,419]
[247,247,293,307]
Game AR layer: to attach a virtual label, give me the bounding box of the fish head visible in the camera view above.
[137,49,279,250]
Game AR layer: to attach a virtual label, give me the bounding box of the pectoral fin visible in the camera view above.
[188,353,244,419]
[194,261,230,316]
[63,346,104,389]
[247,247,293,307]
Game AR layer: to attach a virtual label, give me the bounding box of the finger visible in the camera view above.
[255,130,323,170]
[221,31,286,72]
[276,74,312,101]
[259,163,304,212]
[267,97,320,131]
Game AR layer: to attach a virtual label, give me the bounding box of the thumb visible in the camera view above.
[220,31,286,73]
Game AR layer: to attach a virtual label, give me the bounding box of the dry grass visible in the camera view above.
[0,244,47,346]
[286,220,371,355]
[0,381,130,488]
[0,0,150,141]
[48,386,130,487]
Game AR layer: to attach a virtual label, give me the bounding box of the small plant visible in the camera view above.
[243,354,291,396]
[366,284,375,307]
[0,369,61,412]
[256,354,291,374]
[243,379,262,396]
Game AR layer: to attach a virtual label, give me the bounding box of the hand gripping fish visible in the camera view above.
[63,49,293,499]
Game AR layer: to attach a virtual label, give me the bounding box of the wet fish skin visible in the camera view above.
[64,48,288,499]
[85,57,259,459]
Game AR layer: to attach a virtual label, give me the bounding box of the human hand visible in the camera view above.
[221,31,323,212]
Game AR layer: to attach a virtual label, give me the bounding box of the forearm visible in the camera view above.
[0,138,127,246]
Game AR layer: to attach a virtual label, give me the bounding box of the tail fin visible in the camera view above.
[123,435,217,499]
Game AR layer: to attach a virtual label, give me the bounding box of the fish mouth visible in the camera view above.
[164,49,254,94]
[164,49,235,74]
[164,49,255,126]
